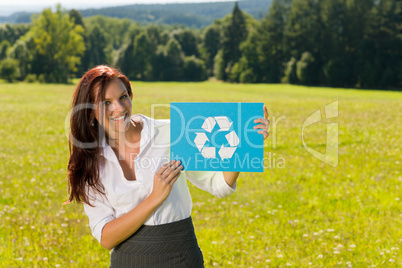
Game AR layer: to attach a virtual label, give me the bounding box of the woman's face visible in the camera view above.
[94,79,132,136]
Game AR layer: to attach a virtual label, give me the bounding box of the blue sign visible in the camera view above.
[170,102,264,172]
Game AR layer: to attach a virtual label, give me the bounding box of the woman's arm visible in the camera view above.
[101,193,160,250]
[223,172,240,188]
[101,160,183,250]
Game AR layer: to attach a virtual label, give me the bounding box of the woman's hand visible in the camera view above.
[150,160,183,205]
[254,105,270,140]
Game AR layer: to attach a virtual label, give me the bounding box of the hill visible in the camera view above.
[0,0,272,28]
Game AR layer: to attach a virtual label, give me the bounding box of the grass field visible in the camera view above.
[0,81,401,267]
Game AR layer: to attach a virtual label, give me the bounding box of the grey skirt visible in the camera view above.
[109,217,204,268]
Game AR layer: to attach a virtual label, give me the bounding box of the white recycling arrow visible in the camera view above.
[202,147,215,158]
[218,145,236,160]
[201,117,216,133]
[225,130,239,147]
[214,116,232,131]
[194,133,209,152]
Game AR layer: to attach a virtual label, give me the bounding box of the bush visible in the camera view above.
[283,57,298,84]
[229,62,241,83]
[183,56,207,81]
[239,69,256,83]
[296,52,316,85]
[37,74,45,83]
[24,74,37,83]
[0,58,20,82]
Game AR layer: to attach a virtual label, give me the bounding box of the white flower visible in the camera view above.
[317,254,323,259]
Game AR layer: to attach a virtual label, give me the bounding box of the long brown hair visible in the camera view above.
[67,65,132,206]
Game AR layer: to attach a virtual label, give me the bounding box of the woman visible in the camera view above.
[67,65,270,267]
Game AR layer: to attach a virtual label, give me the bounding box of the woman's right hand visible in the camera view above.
[151,160,183,205]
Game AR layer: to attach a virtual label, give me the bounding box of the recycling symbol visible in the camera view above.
[194,116,239,160]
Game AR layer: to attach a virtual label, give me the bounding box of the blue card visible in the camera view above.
[170,102,264,172]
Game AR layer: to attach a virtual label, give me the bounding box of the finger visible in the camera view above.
[156,161,172,175]
[166,165,183,182]
[254,118,270,125]
[263,105,269,119]
[253,124,268,130]
[258,130,269,139]
[254,118,265,124]
[169,171,181,185]
[163,160,181,177]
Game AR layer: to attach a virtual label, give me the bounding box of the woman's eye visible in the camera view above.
[103,101,111,106]
[121,95,128,99]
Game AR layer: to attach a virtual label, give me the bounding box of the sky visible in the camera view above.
[0,0,237,16]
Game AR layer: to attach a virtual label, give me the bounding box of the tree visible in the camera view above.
[132,33,153,80]
[201,25,221,75]
[0,40,11,60]
[297,52,316,85]
[27,4,85,82]
[219,2,248,81]
[7,39,33,79]
[172,29,199,57]
[256,0,287,83]
[83,26,107,69]
[285,0,323,85]
[152,38,185,81]
[183,56,207,81]
[283,57,298,84]
[69,9,85,28]
[0,58,20,82]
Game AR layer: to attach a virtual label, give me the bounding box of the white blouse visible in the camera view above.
[83,114,237,244]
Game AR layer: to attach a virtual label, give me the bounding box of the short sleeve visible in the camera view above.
[184,171,236,198]
[83,186,115,244]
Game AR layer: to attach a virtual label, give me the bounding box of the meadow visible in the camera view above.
[0,80,401,267]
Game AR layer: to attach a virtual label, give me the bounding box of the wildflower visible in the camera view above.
[277,254,283,258]
[333,250,340,254]
[317,254,323,259]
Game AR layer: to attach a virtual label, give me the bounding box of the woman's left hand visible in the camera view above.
[254,105,270,140]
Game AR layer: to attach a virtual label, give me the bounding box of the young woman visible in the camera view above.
[67,65,270,267]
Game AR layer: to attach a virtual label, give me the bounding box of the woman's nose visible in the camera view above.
[109,101,125,113]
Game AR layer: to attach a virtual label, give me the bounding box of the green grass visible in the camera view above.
[0,81,401,267]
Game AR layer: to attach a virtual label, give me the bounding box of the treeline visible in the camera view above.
[0,0,401,89]
[0,0,273,27]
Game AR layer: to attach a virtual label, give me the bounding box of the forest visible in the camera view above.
[0,0,401,89]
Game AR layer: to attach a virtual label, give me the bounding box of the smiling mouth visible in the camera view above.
[110,113,127,121]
